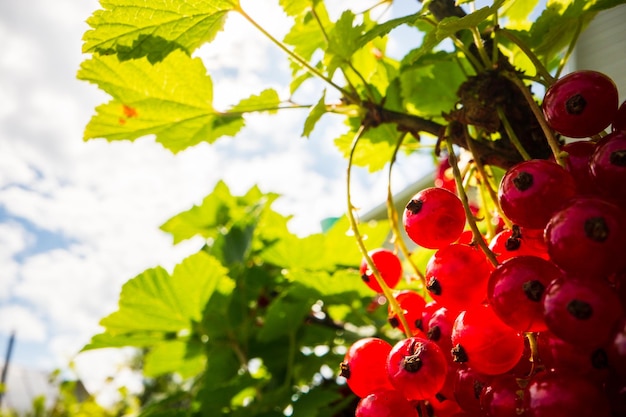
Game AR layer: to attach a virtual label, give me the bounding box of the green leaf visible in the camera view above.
[401,52,467,120]
[357,13,422,49]
[160,181,279,244]
[143,340,206,378]
[436,0,506,40]
[257,284,318,342]
[79,50,243,153]
[327,10,362,62]
[86,252,229,347]
[528,0,604,67]
[280,0,316,17]
[291,387,342,417]
[333,122,398,172]
[302,91,327,137]
[283,3,330,62]
[207,221,256,266]
[324,10,363,75]
[83,0,238,61]
[260,216,389,271]
[229,89,281,114]
[501,0,541,27]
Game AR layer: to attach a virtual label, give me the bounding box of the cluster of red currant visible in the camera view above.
[341,70,626,417]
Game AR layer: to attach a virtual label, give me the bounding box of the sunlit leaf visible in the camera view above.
[143,340,206,378]
[333,122,398,172]
[436,0,506,40]
[79,50,243,152]
[302,91,327,137]
[357,13,423,48]
[83,0,239,61]
[87,252,229,344]
[229,89,281,114]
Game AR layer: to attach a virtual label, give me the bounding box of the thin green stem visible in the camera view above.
[464,128,512,231]
[502,71,564,166]
[386,133,426,288]
[235,6,356,102]
[496,28,556,84]
[477,174,495,239]
[221,104,313,118]
[445,139,499,267]
[470,26,493,68]
[346,125,412,339]
[496,106,532,161]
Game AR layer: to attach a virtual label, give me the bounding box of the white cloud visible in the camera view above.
[0,222,33,300]
[0,304,47,342]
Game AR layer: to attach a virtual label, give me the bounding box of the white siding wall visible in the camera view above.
[572,4,626,101]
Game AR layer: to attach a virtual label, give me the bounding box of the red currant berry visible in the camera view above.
[480,374,525,417]
[560,140,597,196]
[589,130,626,208]
[360,248,403,293]
[435,155,457,194]
[487,256,563,332]
[544,196,626,278]
[488,226,549,262]
[425,244,493,314]
[525,371,611,417]
[453,366,492,414]
[426,306,455,360]
[403,187,466,249]
[427,393,462,417]
[451,304,525,375]
[387,336,448,401]
[355,389,419,417]
[535,331,611,385]
[340,337,394,397]
[498,159,577,229]
[543,276,623,349]
[388,290,427,336]
[542,70,619,138]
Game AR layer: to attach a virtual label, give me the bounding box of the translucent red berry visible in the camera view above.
[542,276,623,349]
[340,337,394,397]
[403,187,466,249]
[488,226,549,262]
[387,336,448,401]
[360,248,403,293]
[480,375,525,417]
[560,140,597,196]
[453,366,492,414]
[425,244,493,314]
[487,256,563,332]
[498,159,577,229]
[544,196,626,278]
[451,304,525,375]
[589,130,626,208]
[388,290,427,336]
[542,69,619,138]
[525,371,611,417]
[355,389,419,417]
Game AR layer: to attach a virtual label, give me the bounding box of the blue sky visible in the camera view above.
[0,0,435,402]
